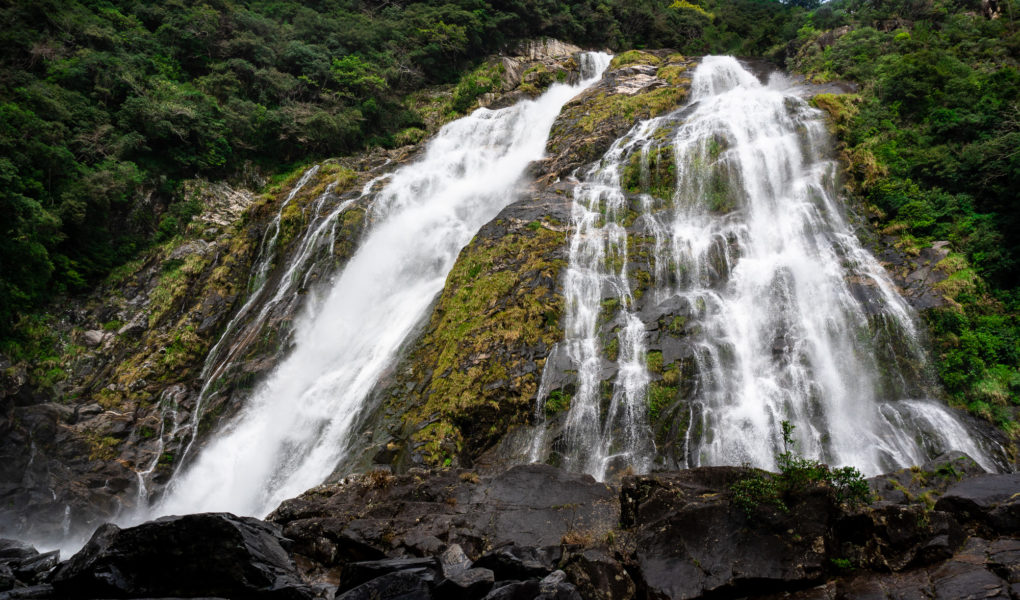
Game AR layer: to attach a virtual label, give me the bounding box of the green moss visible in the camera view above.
[601,298,620,322]
[573,87,687,135]
[87,434,121,461]
[935,268,979,299]
[647,381,677,421]
[394,127,427,146]
[666,315,686,334]
[606,336,620,362]
[405,221,567,464]
[610,50,662,70]
[148,252,210,324]
[451,60,506,113]
[545,389,572,415]
[160,325,206,373]
[662,362,681,385]
[646,350,664,374]
[656,64,690,87]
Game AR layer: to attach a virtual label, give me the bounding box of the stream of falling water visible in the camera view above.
[150,52,612,518]
[541,56,994,480]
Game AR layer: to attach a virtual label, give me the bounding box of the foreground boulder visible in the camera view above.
[49,513,314,599]
[270,464,617,578]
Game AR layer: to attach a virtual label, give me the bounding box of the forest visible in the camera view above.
[1,0,1018,433]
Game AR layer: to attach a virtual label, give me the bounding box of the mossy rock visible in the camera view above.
[397,198,572,466]
[543,52,698,179]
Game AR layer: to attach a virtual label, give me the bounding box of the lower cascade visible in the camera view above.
[150,53,612,518]
[534,56,996,480]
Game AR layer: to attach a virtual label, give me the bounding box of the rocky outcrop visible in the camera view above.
[542,50,697,179]
[0,459,1013,599]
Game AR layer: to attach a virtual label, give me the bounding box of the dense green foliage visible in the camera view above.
[731,421,872,516]
[0,0,807,338]
[790,0,1020,431]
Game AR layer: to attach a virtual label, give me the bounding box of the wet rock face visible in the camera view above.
[0,539,59,592]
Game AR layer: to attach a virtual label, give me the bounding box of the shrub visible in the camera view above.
[731,421,872,517]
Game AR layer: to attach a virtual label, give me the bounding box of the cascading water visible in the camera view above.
[151,52,612,518]
[541,55,995,480]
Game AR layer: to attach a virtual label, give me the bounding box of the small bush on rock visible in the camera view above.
[731,421,872,517]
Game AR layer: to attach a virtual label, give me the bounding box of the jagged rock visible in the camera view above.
[510,39,584,61]
[0,584,55,599]
[542,51,697,179]
[11,551,57,583]
[338,557,440,595]
[50,513,314,599]
[473,545,561,580]
[561,547,634,600]
[0,541,36,562]
[0,564,15,592]
[482,580,541,600]
[835,503,965,571]
[335,570,432,600]
[537,570,582,600]
[869,451,989,506]
[436,544,495,598]
[116,314,148,338]
[435,565,494,600]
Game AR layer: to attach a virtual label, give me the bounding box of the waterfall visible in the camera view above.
[544,55,994,480]
[151,52,612,518]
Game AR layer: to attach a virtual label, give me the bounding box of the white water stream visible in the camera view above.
[542,56,994,480]
[149,53,612,518]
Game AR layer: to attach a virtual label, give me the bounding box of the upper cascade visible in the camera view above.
[532,55,998,480]
[690,55,762,99]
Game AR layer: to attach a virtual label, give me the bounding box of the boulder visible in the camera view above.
[272,464,618,574]
[935,473,1020,534]
[536,570,582,600]
[50,513,314,599]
